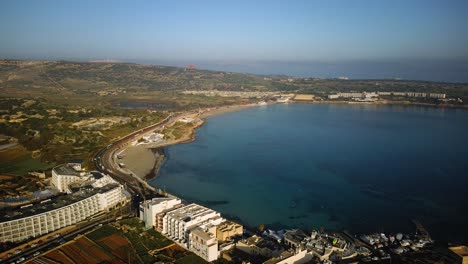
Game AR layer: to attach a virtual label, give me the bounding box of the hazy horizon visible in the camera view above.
[1,0,467,82]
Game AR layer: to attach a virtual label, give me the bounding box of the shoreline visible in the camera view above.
[296,99,468,109]
[120,102,266,180]
[91,101,467,245]
[125,100,467,181]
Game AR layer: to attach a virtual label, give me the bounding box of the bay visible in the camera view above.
[150,104,468,243]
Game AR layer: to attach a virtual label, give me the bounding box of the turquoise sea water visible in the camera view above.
[150,104,468,243]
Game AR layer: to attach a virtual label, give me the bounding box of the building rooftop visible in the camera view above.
[191,227,215,241]
[240,235,263,246]
[143,195,180,206]
[217,221,242,232]
[284,229,308,245]
[52,163,84,177]
[263,250,295,264]
[166,203,218,223]
[450,246,468,257]
[0,183,120,222]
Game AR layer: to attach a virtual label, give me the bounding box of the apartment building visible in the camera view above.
[189,227,218,262]
[216,221,243,242]
[0,184,128,243]
[162,203,220,246]
[139,196,182,229]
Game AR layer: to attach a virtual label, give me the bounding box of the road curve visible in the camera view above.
[93,113,185,197]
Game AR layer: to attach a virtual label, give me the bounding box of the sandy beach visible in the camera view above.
[199,103,263,118]
[119,145,161,179]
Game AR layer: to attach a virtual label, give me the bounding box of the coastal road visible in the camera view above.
[92,112,193,198]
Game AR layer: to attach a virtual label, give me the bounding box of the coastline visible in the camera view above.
[119,102,266,180]
[138,102,468,244]
[297,99,468,109]
[123,100,467,181]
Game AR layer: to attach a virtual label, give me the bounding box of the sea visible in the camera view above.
[150,104,468,243]
[143,59,468,83]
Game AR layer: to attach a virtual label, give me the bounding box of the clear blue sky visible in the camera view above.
[1,0,467,63]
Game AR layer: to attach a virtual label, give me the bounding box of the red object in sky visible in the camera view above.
[187,64,196,70]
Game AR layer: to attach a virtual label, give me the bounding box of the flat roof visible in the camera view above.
[217,221,242,232]
[90,171,104,179]
[191,227,215,241]
[144,195,180,206]
[0,183,120,222]
[53,163,82,176]
[167,203,217,222]
[450,246,468,257]
[284,229,308,243]
[263,250,295,264]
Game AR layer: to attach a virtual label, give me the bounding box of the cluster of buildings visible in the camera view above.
[138,194,441,263]
[139,197,243,262]
[0,163,130,243]
[231,228,440,264]
[181,90,277,99]
[0,161,455,263]
[328,92,446,101]
[328,92,379,101]
[360,232,432,255]
[328,91,447,101]
[233,229,359,264]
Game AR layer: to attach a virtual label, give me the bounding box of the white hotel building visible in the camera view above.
[52,163,118,194]
[139,196,182,229]
[162,203,220,245]
[51,163,88,193]
[161,203,225,262]
[0,184,129,243]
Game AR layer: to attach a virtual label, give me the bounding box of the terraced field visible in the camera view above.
[26,218,207,264]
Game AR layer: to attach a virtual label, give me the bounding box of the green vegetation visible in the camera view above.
[83,218,206,264]
[0,145,50,175]
[0,97,171,169]
[175,254,207,264]
[162,121,194,140]
[86,225,119,241]
[119,218,172,252]
[1,59,466,174]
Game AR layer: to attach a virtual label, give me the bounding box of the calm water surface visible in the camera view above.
[150,104,468,243]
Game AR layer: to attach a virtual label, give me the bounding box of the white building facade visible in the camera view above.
[189,227,219,262]
[162,204,220,246]
[139,196,182,228]
[0,184,128,243]
[51,163,87,193]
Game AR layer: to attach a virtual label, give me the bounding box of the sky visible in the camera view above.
[1,0,468,81]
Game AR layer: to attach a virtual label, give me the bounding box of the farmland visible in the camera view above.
[28,218,207,264]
